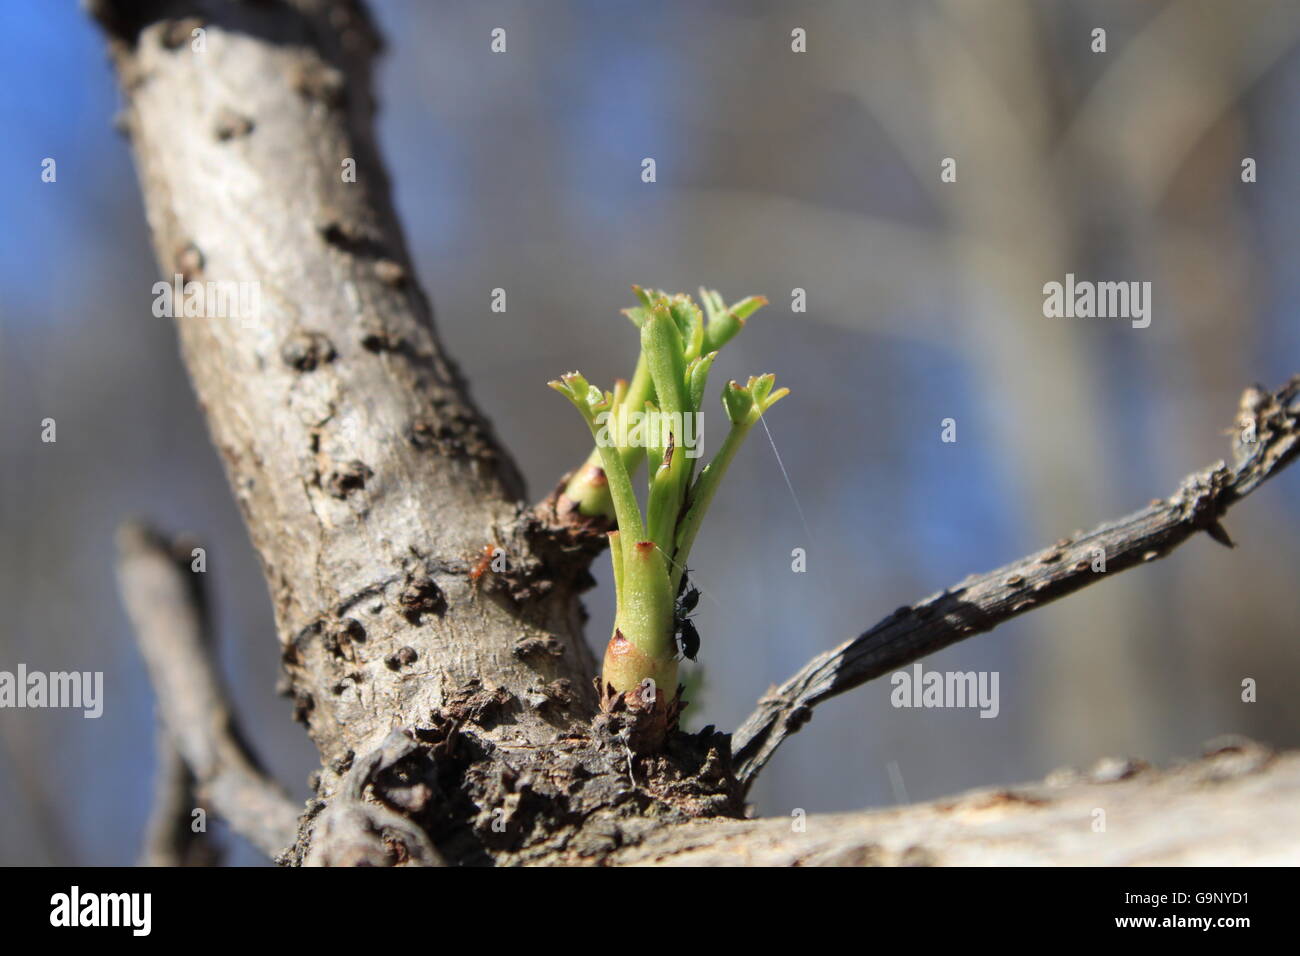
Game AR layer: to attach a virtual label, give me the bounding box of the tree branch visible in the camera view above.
[140,731,221,867]
[116,522,300,859]
[91,0,600,818]
[733,375,1300,790]
[617,738,1300,865]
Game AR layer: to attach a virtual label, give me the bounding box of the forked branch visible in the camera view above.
[116,522,300,858]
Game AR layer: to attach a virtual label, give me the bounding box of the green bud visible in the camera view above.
[722,380,755,424]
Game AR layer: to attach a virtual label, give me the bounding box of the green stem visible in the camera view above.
[603,539,678,697]
[608,530,624,597]
[583,414,645,542]
[646,443,685,558]
[563,356,654,517]
[643,310,692,562]
[671,420,752,594]
[618,540,675,659]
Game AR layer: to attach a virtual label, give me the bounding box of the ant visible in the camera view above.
[674,572,701,661]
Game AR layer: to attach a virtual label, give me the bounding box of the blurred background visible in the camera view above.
[1,0,1298,865]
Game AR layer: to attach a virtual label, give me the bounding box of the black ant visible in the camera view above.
[674,572,701,661]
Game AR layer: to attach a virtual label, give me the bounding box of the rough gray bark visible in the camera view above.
[94,1,1300,866]
[616,739,1300,866]
[96,0,600,767]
